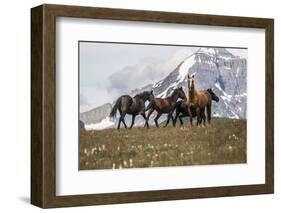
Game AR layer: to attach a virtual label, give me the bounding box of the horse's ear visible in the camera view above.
[179,86,183,90]
[187,74,190,79]
[150,90,154,95]
[191,73,196,78]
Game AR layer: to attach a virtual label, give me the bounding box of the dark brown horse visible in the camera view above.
[187,74,212,126]
[172,88,219,126]
[145,87,187,127]
[110,91,154,129]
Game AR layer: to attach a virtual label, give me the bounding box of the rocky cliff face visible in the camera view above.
[80,103,112,124]
[80,47,247,129]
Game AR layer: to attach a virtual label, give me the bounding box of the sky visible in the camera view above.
[79,42,247,112]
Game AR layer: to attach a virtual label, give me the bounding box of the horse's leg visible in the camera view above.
[188,107,193,126]
[198,110,202,124]
[171,114,175,126]
[173,108,180,127]
[204,108,207,126]
[117,109,122,129]
[117,117,122,129]
[179,114,185,126]
[207,104,211,124]
[129,114,136,129]
[173,111,178,127]
[201,109,206,126]
[196,108,201,126]
[141,113,149,128]
[154,112,162,127]
[164,113,172,127]
[146,108,154,126]
[120,112,127,128]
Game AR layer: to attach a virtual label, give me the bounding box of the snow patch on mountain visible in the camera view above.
[215,82,232,102]
[198,47,216,55]
[177,54,196,82]
[229,110,240,119]
[157,82,178,98]
[85,117,115,130]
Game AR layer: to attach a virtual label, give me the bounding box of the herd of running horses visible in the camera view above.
[110,74,219,129]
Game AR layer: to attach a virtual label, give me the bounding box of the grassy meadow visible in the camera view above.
[79,118,246,170]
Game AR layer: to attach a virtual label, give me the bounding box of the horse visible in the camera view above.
[172,88,219,126]
[187,73,213,126]
[110,91,154,129]
[145,87,187,127]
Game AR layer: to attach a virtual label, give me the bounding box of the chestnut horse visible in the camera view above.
[172,88,219,126]
[145,87,187,127]
[187,74,211,126]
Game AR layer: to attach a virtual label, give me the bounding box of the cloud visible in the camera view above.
[107,47,198,94]
[107,57,161,93]
[80,86,121,113]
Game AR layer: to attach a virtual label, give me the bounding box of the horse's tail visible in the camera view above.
[110,97,122,117]
[145,99,155,111]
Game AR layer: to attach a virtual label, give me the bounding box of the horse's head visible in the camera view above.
[207,88,219,102]
[140,90,154,102]
[178,86,187,100]
[187,73,195,90]
[149,90,154,100]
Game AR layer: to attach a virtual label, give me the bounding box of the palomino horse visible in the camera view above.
[110,91,154,129]
[172,88,219,126]
[145,87,187,127]
[187,74,213,126]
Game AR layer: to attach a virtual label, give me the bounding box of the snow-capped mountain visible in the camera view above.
[81,47,247,129]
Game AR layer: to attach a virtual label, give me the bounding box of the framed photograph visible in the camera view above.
[31,4,274,208]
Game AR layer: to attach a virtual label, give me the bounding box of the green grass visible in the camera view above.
[79,118,246,170]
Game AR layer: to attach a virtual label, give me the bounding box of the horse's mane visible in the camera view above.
[170,88,179,99]
[133,91,149,99]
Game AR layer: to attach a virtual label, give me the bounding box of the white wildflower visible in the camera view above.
[129,159,133,167]
[91,147,96,154]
